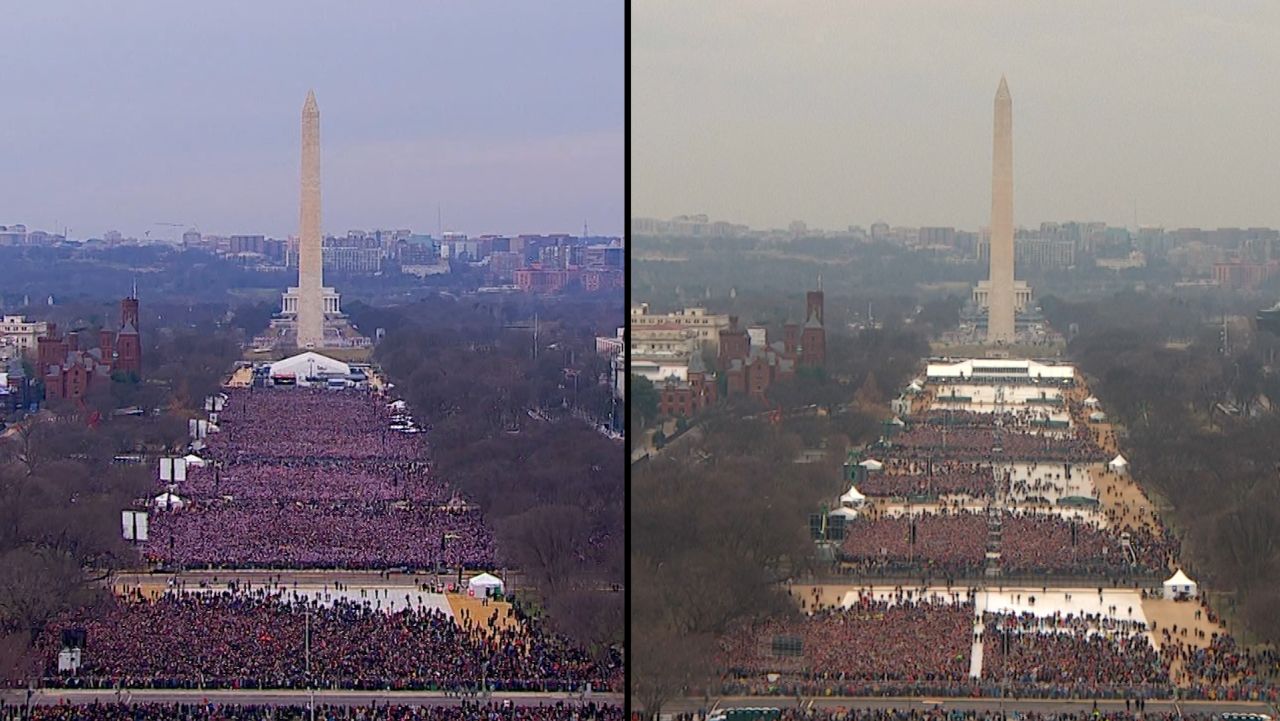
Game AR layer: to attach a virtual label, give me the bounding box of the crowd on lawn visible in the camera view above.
[178,460,448,503]
[145,504,493,570]
[721,598,973,684]
[999,513,1174,576]
[144,388,493,570]
[208,388,423,462]
[840,512,987,576]
[981,615,1168,688]
[36,592,621,693]
[884,427,1106,464]
[866,460,994,498]
[2,702,622,720]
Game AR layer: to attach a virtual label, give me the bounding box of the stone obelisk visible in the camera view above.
[296,90,325,348]
[986,75,1015,344]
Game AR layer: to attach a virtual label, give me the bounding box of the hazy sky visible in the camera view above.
[634,1,1280,232]
[0,2,622,240]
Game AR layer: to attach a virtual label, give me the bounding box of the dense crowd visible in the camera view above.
[666,712,1209,721]
[885,427,1106,463]
[179,460,448,503]
[2,702,622,720]
[982,613,1168,689]
[143,388,494,569]
[206,388,423,461]
[907,409,1066,431]
[999,514,1172,576]
[36,592,621,692]
[145,504,493,569]
[865,460,994,497]
[721,598,973,684]
[839,513,987,575]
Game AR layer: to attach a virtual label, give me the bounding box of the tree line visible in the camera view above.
[349,296,624,658]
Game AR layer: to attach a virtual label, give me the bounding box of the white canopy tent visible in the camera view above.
[270,352,351,382]
[467,572,505,597]
[858,459,883,472]
[152,492,185,511]
[1109,454,1129,475]
[1089,411,1107,422]
[840,486,866,507]
[1083,396,1100,408]
[183,454,206,468]
[828,507,859,520]
[1163,569,1198,599]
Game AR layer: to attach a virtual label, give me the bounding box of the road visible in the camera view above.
[0,689,622,708]
[665,696,1278,715]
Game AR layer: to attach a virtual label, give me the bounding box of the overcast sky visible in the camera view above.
[0,2,622,240]
[633,1,1280,232]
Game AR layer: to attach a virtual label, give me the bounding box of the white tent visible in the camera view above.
[906,381,923,393]
[387,399,408,410]
[840,486,866,507]
[152,492,185,511]
[1083,396,1100,407]
[1109,454,1129,475]
[270,352,351,381]
[858,459,884,472]
[467,572,505,597]
[1163,569,1198,599]
[1088,411,1107,422]
[184,454,206,468]
[828,507,859,520]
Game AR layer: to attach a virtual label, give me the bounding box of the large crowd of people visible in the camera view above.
[721,598,973,684]
[2,702,623,720]
[143,388,494,569]
[865,460,994,498]
[36,591,621,692]
[179,460,448,503]
[981,611,1168,689]
[145,504,492,569]
[999,514,1172,576]
[208,388,423,462]
[839,513,987,576]
[884,427,1106,464]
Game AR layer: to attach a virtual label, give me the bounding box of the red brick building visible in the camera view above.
[658,353,717,418]
[39,295,143,401]
[717,283,824,401]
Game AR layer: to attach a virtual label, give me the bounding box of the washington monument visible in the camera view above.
[986,75,1015,344]
[296,89,325,348]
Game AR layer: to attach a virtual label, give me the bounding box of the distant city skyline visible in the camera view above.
[0,1,622,239]
[634,1,1280,232]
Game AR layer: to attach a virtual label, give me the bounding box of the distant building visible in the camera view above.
[0,315,49,357]
[659,352,717,418]
[630,305,729,351]
[39,294,143,401]
[717,281,825,402]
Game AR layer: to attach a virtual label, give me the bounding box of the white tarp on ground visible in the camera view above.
[1163,569,1198,598]
[1109,454,1129,474]
[270,352,351,379]
[467,572,505,597]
